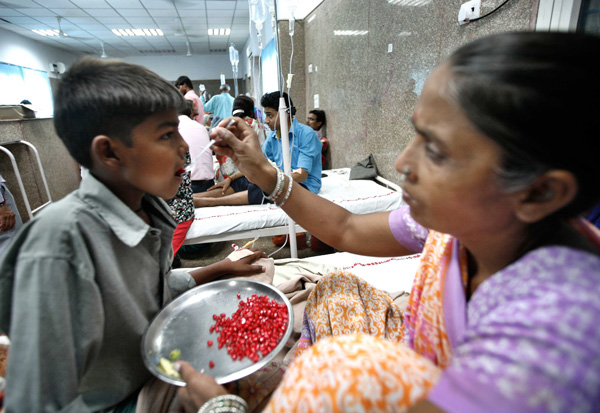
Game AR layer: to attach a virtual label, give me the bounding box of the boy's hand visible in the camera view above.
[221,249,267,277]
[174,361,228,413]
[0,204,16,232]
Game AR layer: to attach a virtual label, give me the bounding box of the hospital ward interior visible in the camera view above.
[1,0,600,412]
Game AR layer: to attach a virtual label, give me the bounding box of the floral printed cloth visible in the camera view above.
[166,152,194,224]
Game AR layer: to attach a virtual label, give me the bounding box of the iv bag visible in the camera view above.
[249,0,267,31]
[229,44,239,66]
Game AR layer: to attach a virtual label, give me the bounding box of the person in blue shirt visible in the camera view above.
[193,91,322,208]
[203,84,235,121]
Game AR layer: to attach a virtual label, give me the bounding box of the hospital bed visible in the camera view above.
[184,168,404,257]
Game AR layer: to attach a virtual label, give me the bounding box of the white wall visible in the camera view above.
[0,27,80,79]
[0,27,247,83]
[121,53,247,83]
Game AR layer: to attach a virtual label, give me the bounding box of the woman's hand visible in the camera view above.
[220,249,268,277]
[209,117,275,189]
[175,361,228,413]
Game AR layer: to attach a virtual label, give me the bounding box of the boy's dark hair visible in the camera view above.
[261,91,296,117]
[232,96,255,119]
[309,109,326,129]
[175,75,193,90]
[54,57,185,168]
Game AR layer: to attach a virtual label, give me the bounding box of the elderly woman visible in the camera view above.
[174,32,600,412]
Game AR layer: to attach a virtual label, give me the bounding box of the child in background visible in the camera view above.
[0,57,265,412]
[307,109,329,169]
[195,96,263,203]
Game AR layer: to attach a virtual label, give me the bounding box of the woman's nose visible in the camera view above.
[395,140,415,176]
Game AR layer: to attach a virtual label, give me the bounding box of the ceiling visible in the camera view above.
[0,0,252,58]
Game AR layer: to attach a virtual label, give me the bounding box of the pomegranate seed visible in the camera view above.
[209,360,215,368]
[207,340,213,347]
[237,293,241,299]
[209,295,288,364]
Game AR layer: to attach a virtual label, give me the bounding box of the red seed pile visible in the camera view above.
[210,294,288,363]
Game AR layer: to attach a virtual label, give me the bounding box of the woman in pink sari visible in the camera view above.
[174,32,600,413]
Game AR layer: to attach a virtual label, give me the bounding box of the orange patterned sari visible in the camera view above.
[266,231,461,412]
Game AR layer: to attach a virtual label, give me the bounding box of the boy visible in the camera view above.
[0,58,264,412]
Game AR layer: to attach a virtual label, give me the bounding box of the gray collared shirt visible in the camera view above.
[0,173,195,412]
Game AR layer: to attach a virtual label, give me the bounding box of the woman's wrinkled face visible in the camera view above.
[395,64,517,239]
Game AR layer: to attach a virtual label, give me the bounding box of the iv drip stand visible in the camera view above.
[272,0,298,258]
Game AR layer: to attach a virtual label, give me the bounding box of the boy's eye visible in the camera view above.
[160,132,174,140]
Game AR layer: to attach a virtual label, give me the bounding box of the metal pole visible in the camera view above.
[233,67,239,96]
[272,0,297,258]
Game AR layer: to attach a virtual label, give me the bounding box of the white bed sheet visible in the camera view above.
[185,168,403,245]
[300,252,421,293]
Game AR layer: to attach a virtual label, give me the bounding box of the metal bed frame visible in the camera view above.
[0,140,52,220]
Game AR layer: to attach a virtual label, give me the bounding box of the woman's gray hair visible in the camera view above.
[444,32,600,217]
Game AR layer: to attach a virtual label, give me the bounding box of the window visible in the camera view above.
[0,62,54,118]
[578,0,600,33]
[261,39,279,95]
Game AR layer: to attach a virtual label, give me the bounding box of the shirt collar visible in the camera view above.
[78,173,176,247]
[273,117,297,140]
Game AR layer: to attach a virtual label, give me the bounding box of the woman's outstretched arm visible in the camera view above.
[210,118,413,257]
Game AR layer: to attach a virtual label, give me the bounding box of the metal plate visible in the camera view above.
[142,279,293,386]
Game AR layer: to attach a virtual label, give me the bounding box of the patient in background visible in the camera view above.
[0,171,23,257]
[178,101,214,193]
[307,109,330,170]
[193,96,262,202]
[193,91,322,210]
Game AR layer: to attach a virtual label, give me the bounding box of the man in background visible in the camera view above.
[0,172,23,257]
[175,75,205,124]
[203,84,235,121]
[178,101,215,194]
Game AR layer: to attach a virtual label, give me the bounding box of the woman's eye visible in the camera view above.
[160,132,173,140]
[425,144,445,161]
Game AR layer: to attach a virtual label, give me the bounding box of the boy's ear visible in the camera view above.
[90,135,122,170]
[513,170,578,223]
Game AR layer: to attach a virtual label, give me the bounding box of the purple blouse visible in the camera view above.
[389,206,600,412]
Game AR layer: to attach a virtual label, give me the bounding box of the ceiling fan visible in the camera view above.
[56,16,68,37]
[55,16,93,41]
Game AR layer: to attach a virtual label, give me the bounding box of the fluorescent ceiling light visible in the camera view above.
[32,29,61,37]
[333,30,368,36]
[208,28,231,36]
[112,28,163,36]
